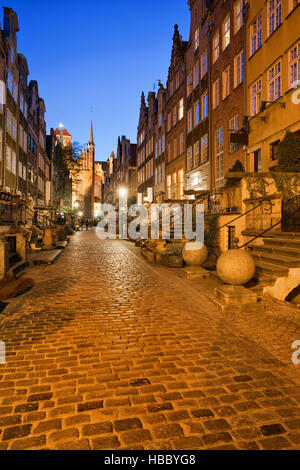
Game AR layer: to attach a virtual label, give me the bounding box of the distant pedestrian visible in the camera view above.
[85,219,89,231]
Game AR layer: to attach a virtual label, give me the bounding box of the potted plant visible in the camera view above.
[160,244,183,268]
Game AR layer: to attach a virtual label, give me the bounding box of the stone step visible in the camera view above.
[250,244,300,258]
[252,251,300,268]
[263,237,300,248]
[255,260,289,277]
[28,249,62,266]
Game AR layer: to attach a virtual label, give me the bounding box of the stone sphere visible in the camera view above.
[183,241,208,266]
[217,249,256,286]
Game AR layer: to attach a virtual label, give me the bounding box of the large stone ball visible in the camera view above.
[183,241,208,266]
[217,249,256,286]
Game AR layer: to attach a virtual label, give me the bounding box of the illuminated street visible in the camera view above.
[0,230,299,450]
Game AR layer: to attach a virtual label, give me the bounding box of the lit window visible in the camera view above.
[222,66,231,99]
[212,79,220,109]
[289,42,300,88]
[179,169,184,198]
[216,127,224,188]
[268,0,282,37]
[194,28,200,51]
[251,78,262,116]
[179,98,184,120]
[213,33,220,63]
[289,0,300,13]
[268,61,281,102]
[250,15,262,56]
[234,0,243,34]
[234,50,244,87]
[222,15,231,50]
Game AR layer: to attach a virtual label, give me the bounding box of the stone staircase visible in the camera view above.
[246,232,300,301]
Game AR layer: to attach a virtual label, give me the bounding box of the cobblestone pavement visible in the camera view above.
[0,230,300,451]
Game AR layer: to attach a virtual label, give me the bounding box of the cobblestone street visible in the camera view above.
[0,230,300,451]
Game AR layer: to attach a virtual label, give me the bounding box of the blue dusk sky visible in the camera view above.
[1,0,191,160]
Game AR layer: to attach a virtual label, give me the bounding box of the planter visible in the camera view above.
[168,255,184,268]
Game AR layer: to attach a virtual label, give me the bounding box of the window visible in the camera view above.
[289,42,300,88]
[268,61,281,102]
[6,110,11,134]
[229,115,239,152]
[176,71,180,89]
[10,48,14,64]
[201,92,208,120]
[222,66,231,99]
[168,143,172,162]
[159,138,162,155]
[11,118,16,140]
[201,134,208,162]
[234,50,244,87]
[254,149,262,172]
[7,70,12,94]
[187,147,193,171]
[234,0,243,34]
[250,15,262,56]
[187,72,193,96]
[179,170,184,198]
[213,33,220,63]
[6,146,11,171]
[170,79,174,96]
[289,0,300,13]
[24,103,28,120]
[155,142,159,159]
[212,79,220,109]
[216,127,224,188]
[251,78,262,115]
[20,94,24,113]
[180,133,184,154]
[188,109,193,133]
[19,161,23,178]
[223,15,231,50]
[201,50,208,78]
[179,98,184,120]
[173,105,178,126]
[270,139,280,161]
[159,113,162,128]
[12,81,17,101]
[268,0,282,37]
[162,135,165,152]
[167,112,172,131]
[11,151,16,175]
[194,101,200,127]
[173,137,177,159]
[194,62,199,88]
[194,28,200,51]
[193,141,200,167]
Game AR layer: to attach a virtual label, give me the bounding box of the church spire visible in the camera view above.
[88,120,94,145]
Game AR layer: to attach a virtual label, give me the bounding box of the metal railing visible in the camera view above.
[217,202,263,232]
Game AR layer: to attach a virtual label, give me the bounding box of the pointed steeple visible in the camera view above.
[88,120,94,145]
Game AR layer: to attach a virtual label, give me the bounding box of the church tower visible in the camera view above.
[82,121,95,218]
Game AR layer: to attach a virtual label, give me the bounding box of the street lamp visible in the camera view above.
[74,201,79,209]
[78,211,83,217]
[119,188,127,198]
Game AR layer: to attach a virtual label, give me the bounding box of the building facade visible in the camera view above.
[165,25,187,201]
[0,8,50,205]
[246,0,300,172]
